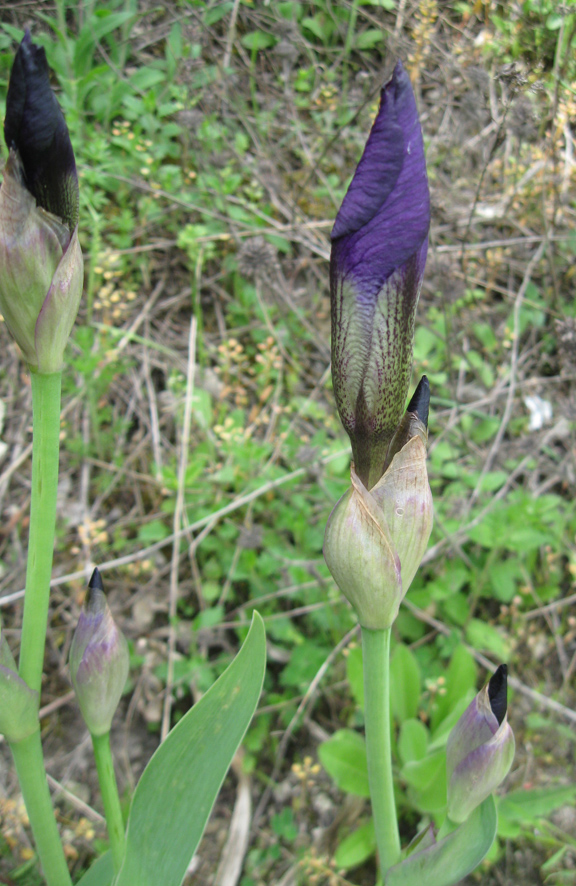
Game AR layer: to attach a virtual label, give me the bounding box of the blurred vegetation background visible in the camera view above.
[0,1,575,884]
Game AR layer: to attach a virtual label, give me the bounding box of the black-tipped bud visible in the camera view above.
[4,30,79,230]
[0,33,83,373]
[446,665,515,823]
[69,571,129,737]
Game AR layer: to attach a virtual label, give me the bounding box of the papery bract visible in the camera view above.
[446,665,515,824]
[330,61,430,489]
[323,380,432,630]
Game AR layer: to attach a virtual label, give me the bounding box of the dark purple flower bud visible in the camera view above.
[69,569,129,737]
[446,665,515,824]
[0,32,83,372]
[4,30,78,230]
[330,61,430,489]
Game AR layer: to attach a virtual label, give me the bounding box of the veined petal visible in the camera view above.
[330,62,430,487]
[331,244,427,487]
[331,61,429,301]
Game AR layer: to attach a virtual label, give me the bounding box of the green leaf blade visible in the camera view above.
[318,729,370,797]
[115,613,266,886]
[385,796,497,886]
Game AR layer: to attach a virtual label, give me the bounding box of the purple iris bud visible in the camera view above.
[0,31,83,373]
[446,665,515,824]
[330,61,430,489]
[69,569,129,737]
[4,30,78,229]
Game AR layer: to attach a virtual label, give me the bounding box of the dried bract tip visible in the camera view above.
[406,375,430,429]
[488,664,507,726]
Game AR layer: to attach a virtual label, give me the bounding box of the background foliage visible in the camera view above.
[0,1,575,884]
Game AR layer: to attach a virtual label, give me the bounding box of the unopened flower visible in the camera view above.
[324,377,432,630]
[0,31,83,373]
[69,569,129,737]
[446,665,515,824]
[330,61,430,490]
[0,619,39,743]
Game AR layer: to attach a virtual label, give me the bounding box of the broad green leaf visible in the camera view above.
[354,29,384,50]
[115,613,266,886]
[402,749,444,792]
[318,729,370,797]
[429,693,475,752]
[390,644,421,723]
[241,30,277,51]
[385,796,497,886]
[398,719,429,765]
[465,619,509,661]
[408,754,447,815]
[432,645,476,730]
[74,852,114,886]
[498,785,576,824]
[335,820,376,870]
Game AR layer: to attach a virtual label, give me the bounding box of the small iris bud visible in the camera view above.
[69,569,129,737]
[0,31,83,373]
[0,620,39,743]
[446,665,515,824]
[323,378,433,630]
[330,61,430,490]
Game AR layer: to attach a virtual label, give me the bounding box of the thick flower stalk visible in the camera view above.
[446,665,515,824]
[324,62,431,878]
[330,61,430,490]
[0,29,82,374]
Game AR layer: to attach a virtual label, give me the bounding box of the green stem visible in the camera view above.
[13,372,70,882]
[362,626,401,876]
[19,371,62,694]
[92,731,126,872]
[11,730,72,886]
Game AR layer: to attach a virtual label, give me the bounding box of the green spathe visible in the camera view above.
[323,432,433,629]
[0,150,83,373]
[0,664,39,743]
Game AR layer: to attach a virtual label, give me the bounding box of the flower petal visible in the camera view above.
[331,61,430,300]
[4,30,79,229]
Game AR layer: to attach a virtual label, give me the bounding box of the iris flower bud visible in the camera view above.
[69,569,129,737]
[0,619,39,743]
[323,378,432,630]
[0,31,83,373]
[330,62,430,490]
[446,665,515,824]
